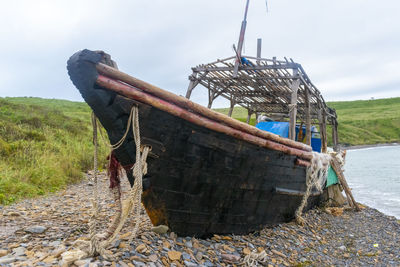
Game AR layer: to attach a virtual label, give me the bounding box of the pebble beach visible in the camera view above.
[0,173,399,267]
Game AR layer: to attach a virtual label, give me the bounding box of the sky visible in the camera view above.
[0,0,399,107]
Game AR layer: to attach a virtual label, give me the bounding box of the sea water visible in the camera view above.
[345,145,400,219]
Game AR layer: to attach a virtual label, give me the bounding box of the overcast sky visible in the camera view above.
[0,0,399,107]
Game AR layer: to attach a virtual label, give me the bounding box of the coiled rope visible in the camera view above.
[61,106,150,266]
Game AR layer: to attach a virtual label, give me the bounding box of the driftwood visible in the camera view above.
[330,157,360,211]
[325,184,347,206]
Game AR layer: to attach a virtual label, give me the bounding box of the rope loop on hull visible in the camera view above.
[61,106,150,265]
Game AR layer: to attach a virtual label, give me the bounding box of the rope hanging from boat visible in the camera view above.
[61,106,151,265]
[295,152,330,225]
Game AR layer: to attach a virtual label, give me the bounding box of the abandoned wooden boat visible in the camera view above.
[67,48,339,237]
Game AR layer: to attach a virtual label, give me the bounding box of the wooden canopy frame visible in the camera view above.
[185,55,339,152]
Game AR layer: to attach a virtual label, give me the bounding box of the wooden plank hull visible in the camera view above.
[67,50,322,237]
[139,103,321,236]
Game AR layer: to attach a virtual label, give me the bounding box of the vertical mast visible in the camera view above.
[233,0,250,77]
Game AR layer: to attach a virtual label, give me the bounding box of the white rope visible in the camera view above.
[288,103,297,113]
[243,250,268,266]
[90,109,137,243]
[295,152,330,225]
[61,106,150,265]
[94,108,134,242]
[97,107,136,151]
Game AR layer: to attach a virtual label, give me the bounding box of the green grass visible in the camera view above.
[213,107,258,126]
[0,96,399,205]
[215,97,400,146]
[327,98,400,146]
[0,97,107,205]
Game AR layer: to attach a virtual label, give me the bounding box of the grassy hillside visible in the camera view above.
[215,97,400,146]
[0,96,399,205]
[213,108,258,126]
[327,98,400,145]
[0,97,107,205]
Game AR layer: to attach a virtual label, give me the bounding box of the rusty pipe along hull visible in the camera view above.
[96,63,312,153]
[96,75,313,161]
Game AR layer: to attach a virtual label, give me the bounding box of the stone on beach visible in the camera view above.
[151,224,169,234]
[168,250,182,261]
[12,246,26,256]
[0,172,399,267]
[0,256,16,265]
[0,250,8,257]
[25,225,47,234]
[221,253,241,263]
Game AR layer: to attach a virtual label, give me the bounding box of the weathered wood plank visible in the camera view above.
[332,120,339,151]
[289,69,300,140]
[257,38,262,65]
[304,87,312,145]
[246,109,252,124]
[193,64,299,72]
[185,73,198,99]
[331,158,360,211]
[316,108,328,153]
[228,98,236,117]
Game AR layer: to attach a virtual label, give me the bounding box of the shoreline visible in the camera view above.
[343,143,400,221]
[342,142,399,150]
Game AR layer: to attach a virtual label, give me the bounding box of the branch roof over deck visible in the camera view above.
[187,55,337,125]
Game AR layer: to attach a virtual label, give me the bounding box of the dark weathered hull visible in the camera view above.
[139,103,321,236]
[67,50,321,237]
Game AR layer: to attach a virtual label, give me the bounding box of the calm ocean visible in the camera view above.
[345,145,400,219]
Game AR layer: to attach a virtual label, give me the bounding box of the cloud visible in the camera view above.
[0,0,399,107]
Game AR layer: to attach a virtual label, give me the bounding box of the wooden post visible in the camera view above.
[304,87,312,145]
[207,88,215,109]
[317,109,324,152]
[332,120,339,151]
[255,112,260,123]
[256,38,262,65]
[233,0,250,77]
[331,158,360,211]
[335,121,340,150]
[318,108,328,153]
[322,110,328,153]
[246,109,253,124]
[185,73,198,99]
[289,69,300,140]
[228,98,236,117]
[332,122,336,151]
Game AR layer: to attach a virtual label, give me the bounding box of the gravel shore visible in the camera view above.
[1,173,399,267]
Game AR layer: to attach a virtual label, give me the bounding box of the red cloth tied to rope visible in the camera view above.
[107,151,135,189]
[107,151,121,189]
